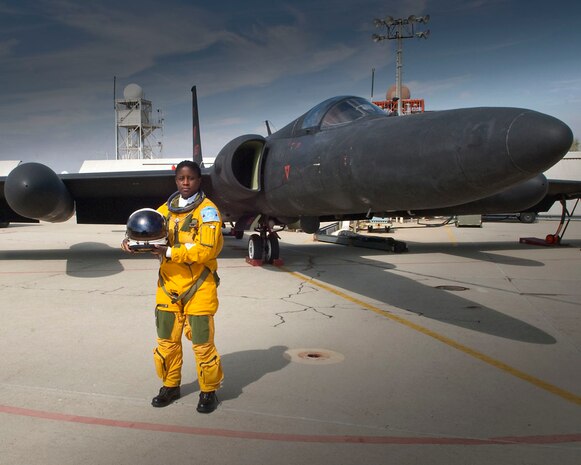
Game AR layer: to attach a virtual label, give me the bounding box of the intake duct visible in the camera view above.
[211,134,266,200]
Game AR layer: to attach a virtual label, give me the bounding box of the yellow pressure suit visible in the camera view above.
[153,191,224,392]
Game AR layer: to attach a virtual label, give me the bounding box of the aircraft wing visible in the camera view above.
[0,195,37,224]
[527,178,581,215]
[546,179,581,198]
[0,167,214,225]
[61,170,176,224]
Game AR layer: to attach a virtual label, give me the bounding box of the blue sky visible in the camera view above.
[1,0,580,173]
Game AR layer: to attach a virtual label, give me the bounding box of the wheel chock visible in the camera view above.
[245,257,285,266]
[519,235,561,246]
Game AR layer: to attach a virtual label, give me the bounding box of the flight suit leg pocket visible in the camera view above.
[155,307,176,340]
[188,315,210,344]
[199,355,223,390]
[153,348,168,381]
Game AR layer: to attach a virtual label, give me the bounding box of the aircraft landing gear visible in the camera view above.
[246,219,283,266]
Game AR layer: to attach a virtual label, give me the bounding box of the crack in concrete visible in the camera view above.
[7,282,153,297]
[273,276,334,327]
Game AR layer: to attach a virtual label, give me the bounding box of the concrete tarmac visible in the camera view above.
[0,218,580,464]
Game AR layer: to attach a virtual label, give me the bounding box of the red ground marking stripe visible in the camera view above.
[1,404,580,445]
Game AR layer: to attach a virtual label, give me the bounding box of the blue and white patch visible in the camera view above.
[201,206,220,223]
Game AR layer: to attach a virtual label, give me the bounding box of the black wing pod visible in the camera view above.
[4,162,75,222]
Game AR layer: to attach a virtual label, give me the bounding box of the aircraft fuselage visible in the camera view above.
[256,104,570,219]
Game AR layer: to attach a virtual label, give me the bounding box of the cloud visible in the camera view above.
[407,75,472,96]
[212,117,245,127]
[49,0,222,56]
[431,0,511,14]
[548,78,581,94]
[0,1,366,107]
[0,39,18,58]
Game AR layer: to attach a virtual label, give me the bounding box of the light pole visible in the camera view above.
[372,15,430,115]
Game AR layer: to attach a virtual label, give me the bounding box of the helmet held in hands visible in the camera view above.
[126,208,168,252]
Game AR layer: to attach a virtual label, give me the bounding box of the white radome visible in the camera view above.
[123,83,144,100]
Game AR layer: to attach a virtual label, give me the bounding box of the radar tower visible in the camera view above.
[115,83,163,159]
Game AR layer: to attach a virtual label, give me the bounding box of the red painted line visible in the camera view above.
[1,404,580,445]
[492,434,581,444]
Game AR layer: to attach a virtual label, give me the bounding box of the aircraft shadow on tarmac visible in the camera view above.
[179,345,290,401]
[0,238,248,279]
[242,238,574,345]
[0,242,152,278]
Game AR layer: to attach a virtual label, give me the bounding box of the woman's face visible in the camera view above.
[175,166,201,199]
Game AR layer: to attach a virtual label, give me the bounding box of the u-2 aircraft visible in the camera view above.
[1,86,578,262]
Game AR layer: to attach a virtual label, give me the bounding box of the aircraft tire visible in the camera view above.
[518,212,536,223]
[248,234,264,260]
[264,234,280,264]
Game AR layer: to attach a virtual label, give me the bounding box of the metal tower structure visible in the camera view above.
[115,83,163,159]
[372,15,430,116]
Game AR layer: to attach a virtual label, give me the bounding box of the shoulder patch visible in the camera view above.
[201,206,220,223]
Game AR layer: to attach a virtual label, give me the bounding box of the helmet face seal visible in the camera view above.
[126,208,168,252]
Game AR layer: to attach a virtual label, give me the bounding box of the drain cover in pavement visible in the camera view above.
[436,285,469,291]
[284,348,345,365]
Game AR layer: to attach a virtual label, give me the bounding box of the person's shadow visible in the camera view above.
[180,345,290,400]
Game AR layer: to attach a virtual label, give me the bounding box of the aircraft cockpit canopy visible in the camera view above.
[301,96,385,131]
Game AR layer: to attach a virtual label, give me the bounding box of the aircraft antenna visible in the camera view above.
[113,76,118,160]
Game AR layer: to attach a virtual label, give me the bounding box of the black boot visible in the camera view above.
[151,386,180,407]
[196,391,219,413]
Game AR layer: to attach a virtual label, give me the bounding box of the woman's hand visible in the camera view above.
[151,244,169,257]
[121,238,134,253]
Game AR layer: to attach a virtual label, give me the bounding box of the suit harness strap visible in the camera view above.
[158,266,218,305]
[158,189,219,306]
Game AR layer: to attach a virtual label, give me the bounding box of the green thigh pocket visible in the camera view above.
[155,308,176,339]
[187,315,210,344]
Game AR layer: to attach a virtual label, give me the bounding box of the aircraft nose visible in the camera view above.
[506,111,572,174]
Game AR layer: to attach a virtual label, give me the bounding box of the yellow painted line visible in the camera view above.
[283,268,581,406]
[445,225,458,246]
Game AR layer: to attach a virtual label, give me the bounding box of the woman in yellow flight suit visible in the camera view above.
[122,160,224,413]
